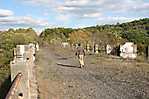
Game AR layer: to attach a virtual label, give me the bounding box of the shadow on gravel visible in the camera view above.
[57,57,73,60]
[57,57,68,60]
[57,63,80,68]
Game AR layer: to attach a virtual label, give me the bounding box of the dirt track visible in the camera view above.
[36,45,149,99]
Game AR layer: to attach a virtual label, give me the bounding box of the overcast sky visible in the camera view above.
[0,0,149,31]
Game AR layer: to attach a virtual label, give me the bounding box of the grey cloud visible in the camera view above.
[132,3,149,11]
[20,0,149,24]
[0,9,14,17]
[0,16,49,26]
[21,0,149,15]
[57,0,102,18]
[20,0,149,18]
[20,0,60,8]
[57,0,149,18]
[0,8,50,31]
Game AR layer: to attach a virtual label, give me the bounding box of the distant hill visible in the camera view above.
[40,18,149,53]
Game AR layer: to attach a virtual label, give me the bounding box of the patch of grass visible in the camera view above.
[48,60,52,65]
[89,55,100,64]
[136,55,146,62]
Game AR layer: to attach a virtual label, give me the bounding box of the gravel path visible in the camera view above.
[36,45,149,99]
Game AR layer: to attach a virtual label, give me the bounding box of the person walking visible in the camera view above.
[75,43,85,68]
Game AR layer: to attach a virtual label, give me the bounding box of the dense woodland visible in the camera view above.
[41,18,149,52]
[0,18,149,69]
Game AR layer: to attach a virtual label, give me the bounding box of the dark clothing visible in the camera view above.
[76,46,85,56]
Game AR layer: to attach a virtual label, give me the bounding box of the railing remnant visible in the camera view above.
[5,73,23,99]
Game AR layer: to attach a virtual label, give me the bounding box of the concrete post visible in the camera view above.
[36,43,39,51]
[86,43,90,53]
[95,44,99,54]
[10,44,38,99]
[106,44,112,55]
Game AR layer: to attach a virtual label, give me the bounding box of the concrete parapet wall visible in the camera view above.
[10,43,39,99]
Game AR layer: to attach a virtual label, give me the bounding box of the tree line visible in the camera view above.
[40,18,149,53]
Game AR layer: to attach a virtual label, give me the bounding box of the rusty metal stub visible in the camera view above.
[5,73,23,99]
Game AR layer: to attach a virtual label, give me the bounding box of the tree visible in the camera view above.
[69,29,91,44]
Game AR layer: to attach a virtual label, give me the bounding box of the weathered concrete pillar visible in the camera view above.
[86,43,90,53]
[106,44,112,55]
[10,44,38,99]
[120,42,137,59]
[95,44,99,54]
[36,43,39,51]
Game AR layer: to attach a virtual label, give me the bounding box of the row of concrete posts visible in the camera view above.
[84,42,149,60]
